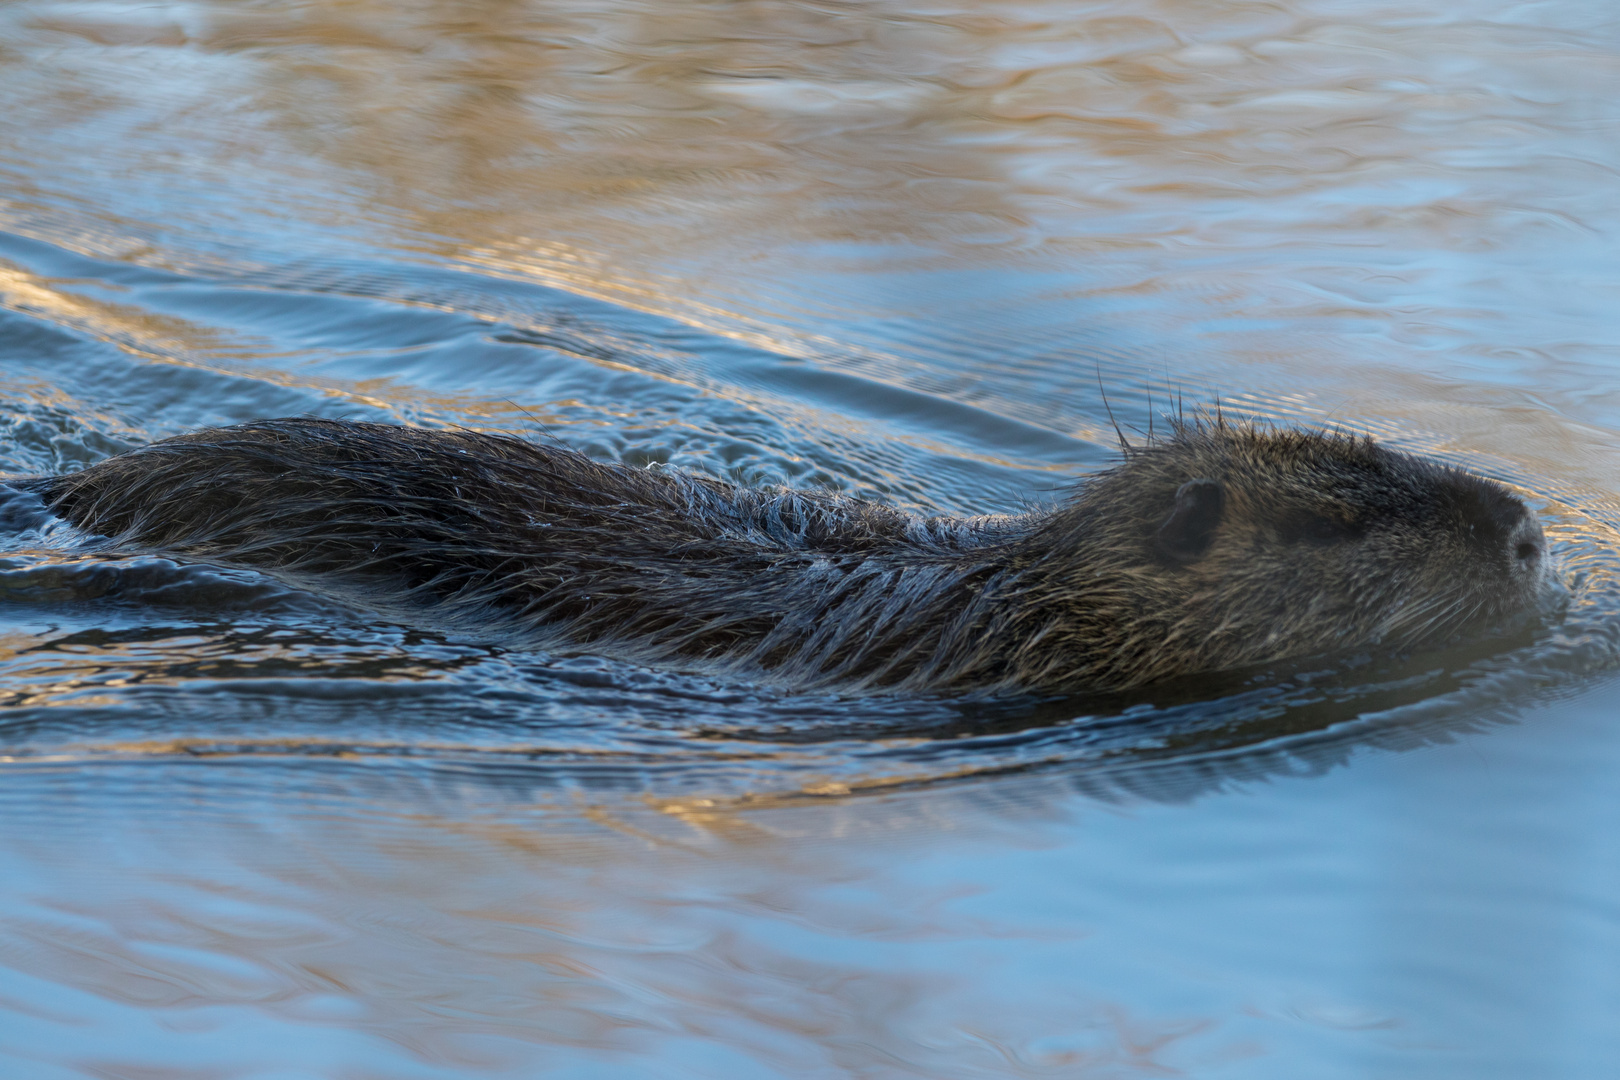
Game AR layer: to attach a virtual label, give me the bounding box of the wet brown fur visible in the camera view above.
[26,417,1558,694]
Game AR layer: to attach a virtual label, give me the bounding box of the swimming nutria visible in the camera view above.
[23,417,1558,694]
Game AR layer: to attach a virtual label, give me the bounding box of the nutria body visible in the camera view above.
[26,417,1558,694]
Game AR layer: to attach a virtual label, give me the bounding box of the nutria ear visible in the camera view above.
[1154,478,1225,564]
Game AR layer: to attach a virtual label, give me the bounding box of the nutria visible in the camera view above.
[22,416,1558,694]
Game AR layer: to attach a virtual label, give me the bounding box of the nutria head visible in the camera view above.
[1027,420,1562,689]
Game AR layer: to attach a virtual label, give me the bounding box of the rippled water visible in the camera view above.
[3,0,1620,1075]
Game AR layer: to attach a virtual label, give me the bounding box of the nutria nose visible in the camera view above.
[1508,514,1545,571]
[1462,481,1539,567]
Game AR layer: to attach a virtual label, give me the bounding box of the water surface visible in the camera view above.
[2,0,1620,1075]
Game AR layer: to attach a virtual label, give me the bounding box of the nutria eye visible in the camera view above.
[1154,478,1225,564]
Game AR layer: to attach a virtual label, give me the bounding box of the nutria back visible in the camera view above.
[26,417,1560,694]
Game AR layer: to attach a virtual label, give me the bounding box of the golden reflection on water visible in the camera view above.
[204,0,1016,248]
[11,0,1607,266]
[201,0,1615,257]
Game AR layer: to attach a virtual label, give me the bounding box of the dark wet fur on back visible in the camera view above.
[27,417,1558,694]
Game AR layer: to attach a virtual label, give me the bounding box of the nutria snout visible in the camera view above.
[24,417,1563,694]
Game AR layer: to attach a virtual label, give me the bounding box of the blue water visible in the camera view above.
[3,0,1620,1075]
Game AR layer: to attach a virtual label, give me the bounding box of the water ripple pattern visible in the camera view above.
[3,2,1620,1075]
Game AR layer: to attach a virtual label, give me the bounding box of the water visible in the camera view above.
[3,0,1620,1075]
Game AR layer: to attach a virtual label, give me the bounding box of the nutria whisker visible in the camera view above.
[22,416,1563,696]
